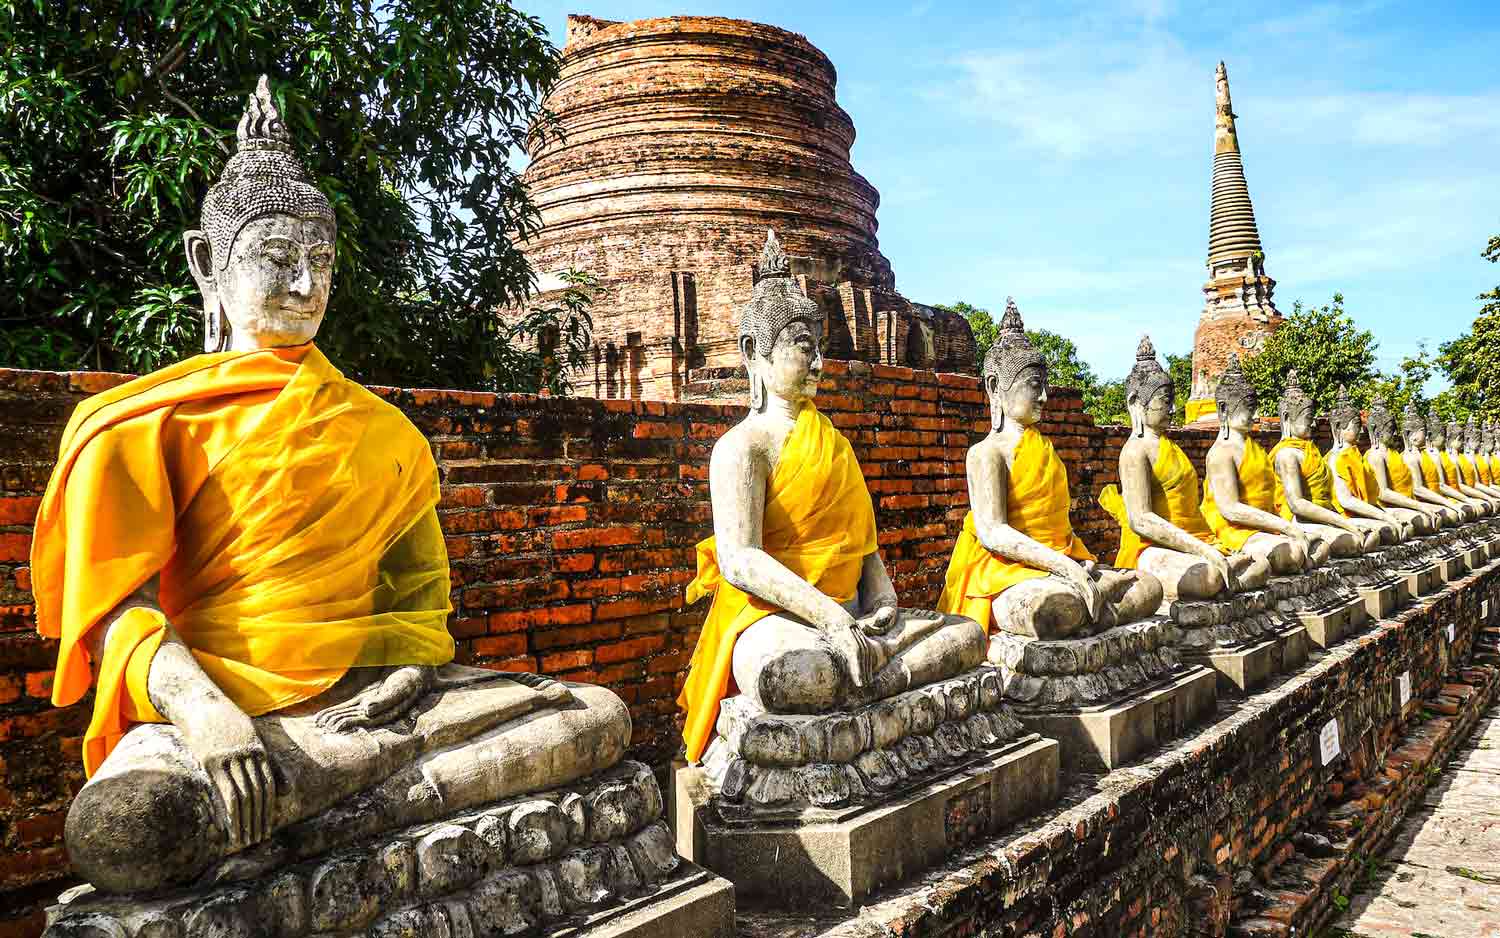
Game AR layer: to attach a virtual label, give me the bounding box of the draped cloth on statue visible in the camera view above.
[1098,436,1224,569]
[1420,452,1445,491]
[938,428,1095,634]
[1441,452,1461,487]
[677,403,878,764]
[1201,437,1279,552]
[1332,447,1381,514]
[32,345,455,776]
[1479,457,1493,485]
[1382,449,1416,497]
[1270,439,1339,519]
[1459,455,1479,486]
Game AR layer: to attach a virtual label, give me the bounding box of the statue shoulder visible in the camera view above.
[709,417,775,480]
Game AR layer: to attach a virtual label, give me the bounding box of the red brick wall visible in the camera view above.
[0,357,1313,925]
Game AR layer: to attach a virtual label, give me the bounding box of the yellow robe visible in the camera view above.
[938,428,1094,633]
[1201,437,1279,551]
[1378,449,1416,498]
[1098,436,1224,568]
[1478,456,1493,485]
[1420,451,1444,490]
[1441,452,1461,488]
[678,403,878,763]
[1459,454,1479,486]
[32,345,454,775]
[1332,446,1381,515]
[1270,438,1338,519]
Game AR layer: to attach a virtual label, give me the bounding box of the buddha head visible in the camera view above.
[1426,413,1446,449]
[1278,370,1315,440]
[185,76,336,353]
[1329,385,1362,447]
[1484,420,1496,455]
[1402,403,1427,449]
[981,299,1046,431]
[1462,417,1480,452]
[738,230,825,413]
[1367,397,1395,448]
[1124,334,1173,437]
[1214,354,1256,440]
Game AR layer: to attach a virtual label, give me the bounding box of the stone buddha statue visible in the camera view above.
[1459,417,1500,501]
[939,302,1162,643]
[1268,371,1377,555]
[1200,355,1317,571]
[1402,404,1471,523]
[1425,413,1487,515]
[677,229,988,776]
[1325,387,1409,538]
[1362,397,1443,534]
[1098,336,1269,601]
[33,78,632,898]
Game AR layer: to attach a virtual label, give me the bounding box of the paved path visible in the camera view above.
[1331,711,1500,938]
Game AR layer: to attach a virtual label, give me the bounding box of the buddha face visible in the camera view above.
[757,318,823,406]
[1406,425,1426,449]
[997,364,1047,429]
[1283,406,1314,440]
[1221,395,1255,434]
[1429,426,1445,448]
[1338,416,1363,446]
[1135,385,1172,432]
[187,213,336,350]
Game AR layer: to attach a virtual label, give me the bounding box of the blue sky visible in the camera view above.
[517,1,1499,384]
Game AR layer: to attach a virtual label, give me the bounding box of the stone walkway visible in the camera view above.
[1330,710,1500,938]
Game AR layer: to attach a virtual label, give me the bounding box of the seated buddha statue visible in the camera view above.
[1200,355,1317,571]
[939,302,1163,644]
[1098,336,1269,601]
[1485,420,1500,484]
[1425,414,1487,516]
[1361,397,1443,534]
[677,230,986,767]
[1268,371,1378,556]
[33,79,629,896]
[1325,386,1409,538]
[1458,417,1500,502]
[1401,404,1469,523]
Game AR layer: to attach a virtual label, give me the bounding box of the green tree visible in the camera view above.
[1165,351,1193,424]
[0,0,591,392]
[1242,293,1379,415]
[1433,233,1500,416]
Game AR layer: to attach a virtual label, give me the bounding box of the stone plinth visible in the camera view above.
[673,736,1058,908]
[44,761,734,938]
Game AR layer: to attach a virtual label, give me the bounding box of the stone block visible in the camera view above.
[1298,597,1366,649]
[1402,565,1441,598]
[1009,665,1217,771]
[1186,635,1281,696]
[673,736,1058,908]
[1278,624,1310,673]
[1438,555,1468,582]
[1358,580,1409,620]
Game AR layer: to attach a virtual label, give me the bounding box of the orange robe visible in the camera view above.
[677,403,877,763]
[1478,456,1494,485]
[1459,454,1479,487]
[1332,447,1382,514]
[1201,437,1279,551]
[1377,449,1416,498]
[32,345,454,775]
[1098,436,1224,568]
[1269,438,1339,519]
[938,428,1094,633]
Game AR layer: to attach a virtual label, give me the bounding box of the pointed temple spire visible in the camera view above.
[1185,61,1284,424]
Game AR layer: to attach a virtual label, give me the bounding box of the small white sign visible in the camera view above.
[1399,672,1412,707]
[1448,623,1457,643]
[1319,718,1341,766]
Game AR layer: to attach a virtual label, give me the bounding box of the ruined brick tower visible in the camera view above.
[519,14,977,400]
[1184,62,1284,423]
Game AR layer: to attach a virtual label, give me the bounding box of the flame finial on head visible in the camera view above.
[1125,333,1172,408]
[1401,402,1425,436]
[1279,369,1313,423]
[1367,396,1394,442]
[237,75,292,151]
[757,228,790,278]
[1329,384,1359,432]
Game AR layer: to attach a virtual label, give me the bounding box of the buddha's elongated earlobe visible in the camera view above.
[749,366,766,413]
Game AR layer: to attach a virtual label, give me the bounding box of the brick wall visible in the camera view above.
[0,356,1388,934]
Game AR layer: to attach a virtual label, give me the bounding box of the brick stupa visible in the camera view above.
[519,14,976,401]
[1184,62,1284,423]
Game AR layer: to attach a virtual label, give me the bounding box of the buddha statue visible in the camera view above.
[33,78,634,899]
[1200,355,1317,570]
[939,302,1163,643]
[1268,371,1377,555]
[1401,404,1471,523]
[1485,420,1500,482]
[1459,417,1500,501]
[677,229,993,790]
[1325,387,1408,538]
[1098,336,1270,601]
[1424,413,1486,516]
[1362,397,1443,534]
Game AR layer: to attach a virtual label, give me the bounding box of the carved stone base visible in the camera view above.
[1279,624,1311,672]
[1357,579,1410,620]
[988,618,1183,709]
[699,665,1030,821]
[1184,636,1280,696]
[672,736,1059,909]
[1163,588,1283,654]
[43,762,734,938]
[1438,554,1468,582]
[1464,544,1489,572]
[1009,665,1217,771]
[1296,597,1368,649]
[1401,564,1442,597]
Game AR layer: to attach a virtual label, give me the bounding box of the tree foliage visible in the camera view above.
[1242,293,1379,415]
[0,0,592,391]
[1432,234,1500,417]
